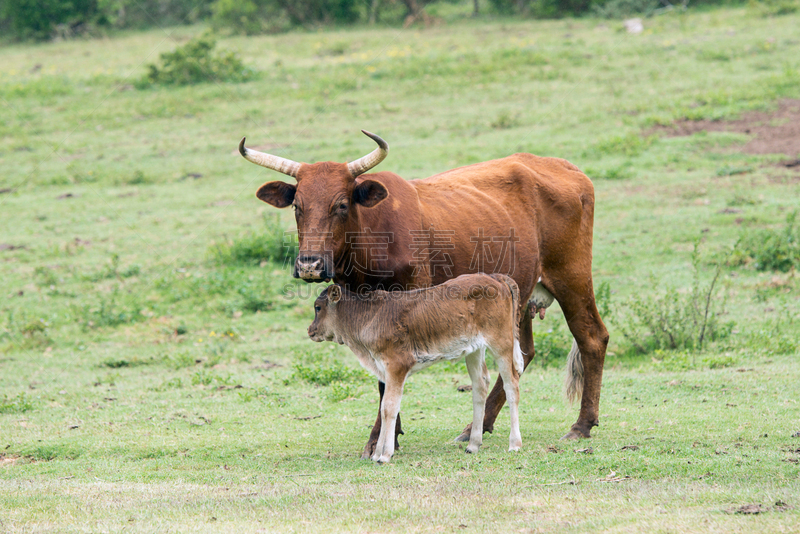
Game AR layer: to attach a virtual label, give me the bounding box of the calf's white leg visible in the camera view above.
[372,367,407,464]
[465,349,488,454]
[494,347,522,452]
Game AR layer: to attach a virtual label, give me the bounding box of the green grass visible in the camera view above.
[1,5,799,532]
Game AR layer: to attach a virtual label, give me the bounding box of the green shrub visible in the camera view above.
[137,32,256,87]
[0,392,35,414]
[291,360,366,385]
[211,0,288,34]
[616,243,735,355]
[96,0,213,28]
[750,0,799,16]
[592,0,658,18]
[210,215,296,267]
[1,0,98,40]
[735,211,799,272]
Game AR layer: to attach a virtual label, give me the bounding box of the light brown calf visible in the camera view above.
[307,273,524,464]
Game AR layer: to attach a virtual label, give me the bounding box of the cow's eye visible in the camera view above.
[338,203,348,212]
[314,305,321,313]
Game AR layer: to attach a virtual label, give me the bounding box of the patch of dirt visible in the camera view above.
[727,501,792,515]
[649,99,800,157]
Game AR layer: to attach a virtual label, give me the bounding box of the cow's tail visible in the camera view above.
[564,339,583,405]
[489,274,524,377]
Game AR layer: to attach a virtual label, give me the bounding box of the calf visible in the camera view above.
[307,273,524,464]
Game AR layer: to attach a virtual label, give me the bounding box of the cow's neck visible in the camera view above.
[334,174,423,290]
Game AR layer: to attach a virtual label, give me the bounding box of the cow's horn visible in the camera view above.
[239,137,301,178]
[347,130,388,178]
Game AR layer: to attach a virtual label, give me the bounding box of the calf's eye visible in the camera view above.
[314,305,321,313]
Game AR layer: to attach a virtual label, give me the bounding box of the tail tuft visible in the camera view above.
[564,340,583,405]
[513,339,524,376]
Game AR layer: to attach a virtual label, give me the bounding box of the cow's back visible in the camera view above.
[405,154,594,298]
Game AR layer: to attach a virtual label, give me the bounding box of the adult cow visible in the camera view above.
[238,130,608,458]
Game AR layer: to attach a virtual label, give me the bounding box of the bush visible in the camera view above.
[615,242,734,355]
[211,0,288,34]
[1,0,98,40]
[210,215,296,267]
[592,0,658,18]
[137,32,256,87]
[96,0,213,28]
[735,211,799,272]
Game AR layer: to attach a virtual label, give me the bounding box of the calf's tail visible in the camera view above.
[489,274,524,376]
[564,339,583,404]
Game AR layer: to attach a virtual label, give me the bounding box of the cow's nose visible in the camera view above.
[295,255,327,280]
[298,257,322,271]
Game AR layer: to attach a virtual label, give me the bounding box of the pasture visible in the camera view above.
[1,5,799,532]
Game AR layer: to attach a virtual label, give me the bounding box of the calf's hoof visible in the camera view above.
[374,455,392,464]
[465,444,480,454]
[560,428,591,440]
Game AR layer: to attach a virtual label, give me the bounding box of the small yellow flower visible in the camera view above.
[210,331,216,337]
[198,338,203,343]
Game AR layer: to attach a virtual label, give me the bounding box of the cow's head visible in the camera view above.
[239,131,389,282]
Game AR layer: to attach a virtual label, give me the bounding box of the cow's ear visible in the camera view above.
[328,284,341,304]
[256,181,296,208]
[352,179,388,208]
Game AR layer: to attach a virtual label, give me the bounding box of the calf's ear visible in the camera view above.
[328,284,342,304]
[256,181,296,208]
[352,179,388,208]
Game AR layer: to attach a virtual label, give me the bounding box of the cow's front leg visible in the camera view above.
[362,381,404,459]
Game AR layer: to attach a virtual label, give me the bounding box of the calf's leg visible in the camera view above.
[494,346,522,452]
[455,307,533,441]
[464,349,488,454]
[372,365,408,464]
[362,381,405,460]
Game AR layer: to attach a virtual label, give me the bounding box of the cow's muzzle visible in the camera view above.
[294,255,332,282]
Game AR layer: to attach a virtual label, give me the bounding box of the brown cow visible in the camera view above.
[239,131,608,458]
[307,273,524,463]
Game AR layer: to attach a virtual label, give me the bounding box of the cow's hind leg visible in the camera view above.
[455,307,533,442]
[362,381,404,460]
[464,349,488,454]
[546,276,609,440]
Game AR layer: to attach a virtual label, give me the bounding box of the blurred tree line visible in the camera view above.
[0,0,757,40]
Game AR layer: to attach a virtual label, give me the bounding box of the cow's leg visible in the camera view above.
[455,307,533,441]
[464,349,488,454]
[362,381,404,460]
[548,278,609,440]
[372,365,407,464]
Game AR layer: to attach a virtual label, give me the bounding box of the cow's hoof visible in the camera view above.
[560,428,591,440]
[508,446,520,453]
[362,441,377,460]
[454,424,472,442]
[465,444,479,454]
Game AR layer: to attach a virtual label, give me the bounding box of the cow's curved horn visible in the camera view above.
[239,137,301,178]
[347,130,388,178]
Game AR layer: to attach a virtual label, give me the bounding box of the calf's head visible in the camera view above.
[239,131,390,282]
[307,285,342,343]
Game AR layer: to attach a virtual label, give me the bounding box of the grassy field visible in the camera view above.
[1,5,800,532]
